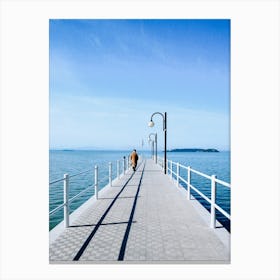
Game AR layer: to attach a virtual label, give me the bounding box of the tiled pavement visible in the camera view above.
[49,159,230,263]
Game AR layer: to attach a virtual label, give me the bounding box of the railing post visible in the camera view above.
[210,175,217,228]
[187,166,191,200]
[123,156,126,175]
[109,162,112,187]
[170,160,173,179]
[63,173,69,228]
[127,156,129,171]
[95,165,98,200]
[176,162,179,187]
[117,160,120,179]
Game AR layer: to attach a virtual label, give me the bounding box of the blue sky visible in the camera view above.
[49,19,230,151]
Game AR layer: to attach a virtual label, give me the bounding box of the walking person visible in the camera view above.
[130,149,139,171]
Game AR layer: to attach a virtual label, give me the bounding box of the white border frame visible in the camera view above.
[1,0,279,279]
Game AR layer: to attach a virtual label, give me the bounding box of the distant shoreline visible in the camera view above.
[167,148,219,153]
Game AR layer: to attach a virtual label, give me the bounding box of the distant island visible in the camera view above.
[167,148,219,153]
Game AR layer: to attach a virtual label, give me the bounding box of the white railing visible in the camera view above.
[156,156,230,229]
[49,155,133,228]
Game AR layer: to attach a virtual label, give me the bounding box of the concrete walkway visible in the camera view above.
[49,159,230,263]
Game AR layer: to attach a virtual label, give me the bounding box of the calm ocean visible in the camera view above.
[49,150,230,231]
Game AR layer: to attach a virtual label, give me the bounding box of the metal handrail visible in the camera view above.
[49,177,65,185]
[49,169,92,185]
[178,174,211,203]
[68,184,93,204]
[189,168,212,180]
[69,169,92,179]
[49,203,65,217]
[171,160,230,188]
[156,157,231,229]
[215,178,231,188]
[49,155,132,227]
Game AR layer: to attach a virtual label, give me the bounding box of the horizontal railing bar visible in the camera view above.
[49,176,114,215]
[168,168,177,176]
[215,204,231,219]
[49,169,122,215]
[176,174,230,219]
[69,169,91,179]
[160,157,231,190]
[178,163,188,170]
[49,169,91,185]
[49,203,65,216]
[49,178,65,185]
[178,163,230,187]
[69,185,93,204]
[178,175,188,185]
[189,183,212,204]
[215,178,231,188]
[49,160,122,186]
[176,172,207,200]
[190,168,212,180]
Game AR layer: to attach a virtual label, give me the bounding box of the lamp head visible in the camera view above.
[148,120,154,127]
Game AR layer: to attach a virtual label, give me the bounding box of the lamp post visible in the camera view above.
[148,138,154,160]
[148,133,157,163]
[148,112,167,174]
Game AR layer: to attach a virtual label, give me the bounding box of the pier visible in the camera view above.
[49,158,230,263]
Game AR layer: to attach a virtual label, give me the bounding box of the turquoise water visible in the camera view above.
[49,150,230,231]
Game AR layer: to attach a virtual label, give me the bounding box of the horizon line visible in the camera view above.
[49,148,230,152]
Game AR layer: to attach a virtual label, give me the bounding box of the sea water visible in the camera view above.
[49,150,230,231]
